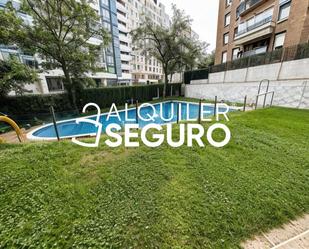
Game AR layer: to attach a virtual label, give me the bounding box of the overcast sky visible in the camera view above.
[161,0,219,52]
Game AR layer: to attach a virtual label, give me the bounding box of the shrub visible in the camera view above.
[0,83,182,122]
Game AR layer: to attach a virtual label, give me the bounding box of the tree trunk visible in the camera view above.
[62,65,77,110]
[170,74,173,83]
[163,65,169,99]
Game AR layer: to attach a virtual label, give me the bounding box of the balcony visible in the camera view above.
[243,46,268,57]
[121,64,131,71]
[118,23,129,34]
[119,34,130,44]
[117,12,128,24]
[116,1,126,13]
[120,44,131,53]
[120,54,132,62]
[237,0,268,17]
[234,16,274,45]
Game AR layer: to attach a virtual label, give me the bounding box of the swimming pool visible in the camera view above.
[27,101,232,140]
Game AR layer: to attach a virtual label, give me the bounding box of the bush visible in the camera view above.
[78,84,181,108]
[0,83,182,121]
[0,93,72,115]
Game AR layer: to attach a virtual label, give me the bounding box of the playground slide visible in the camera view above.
[0,116,24,142]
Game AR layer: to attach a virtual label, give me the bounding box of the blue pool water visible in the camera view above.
[29,101,231,140]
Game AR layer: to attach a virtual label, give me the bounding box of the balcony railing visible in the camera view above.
[243,46,268,57]
[237,0,265,16]
[235,15,272,37]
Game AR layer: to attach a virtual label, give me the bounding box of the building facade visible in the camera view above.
[115,0,132,85]
[215,0,309,65]
[0,0,132,94]
[0,0,171,95]
[126,0,170,84]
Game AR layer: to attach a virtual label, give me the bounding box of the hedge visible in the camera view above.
[78,83,181,109]
[0,83,182,121]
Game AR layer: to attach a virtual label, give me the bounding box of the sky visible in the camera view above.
[161,0,219,52]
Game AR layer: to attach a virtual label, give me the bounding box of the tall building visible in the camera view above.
[0,0,171,95]
[215,0,309,65]
[0,0,131,94]
[126,0,170,84]
[115,0,133,85]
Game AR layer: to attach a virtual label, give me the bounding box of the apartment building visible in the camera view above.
[126,0,170,84]
[115,0,133,85]
[215,0,309,65]
[0,0,131,94]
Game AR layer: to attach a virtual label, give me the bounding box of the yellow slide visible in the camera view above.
[0,115,24,143]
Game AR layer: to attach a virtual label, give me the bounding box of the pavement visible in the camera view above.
[242,214,309,249]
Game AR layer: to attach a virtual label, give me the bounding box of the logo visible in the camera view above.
[72,102,231,148]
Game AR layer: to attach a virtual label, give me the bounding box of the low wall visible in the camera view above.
[186,58,309,109]
[186,80,309,108]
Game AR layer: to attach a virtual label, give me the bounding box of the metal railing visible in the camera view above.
[237,0,265,16]
[183,42,309,84]
[235,15,273,37]
[255,79,275,109]
[243,46,267,57]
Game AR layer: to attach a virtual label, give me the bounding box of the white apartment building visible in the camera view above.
[0,0,171,95]
[0,0,127,94]
[116,0,133,85]
[126,0,170,84]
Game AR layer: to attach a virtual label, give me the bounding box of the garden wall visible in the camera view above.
[186,58,309,109]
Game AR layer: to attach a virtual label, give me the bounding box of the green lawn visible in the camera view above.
[0,107,308,248]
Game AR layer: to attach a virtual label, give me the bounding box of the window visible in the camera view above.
[102,0,109,7]
[224,13,231,26]
[102,8,110,21]
[247,17,254,28]
[46,78,64,92]
[255,7,273,23]
[226,0,232,7]
[107,55,114,64]
[223,33,229,45]
[274,32,286,49]
[222,51,227,63]
[232,48,240,60]
[103,22,111,32]
[278,1,291,21]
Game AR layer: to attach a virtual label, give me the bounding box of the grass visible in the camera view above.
[0,107,308,248]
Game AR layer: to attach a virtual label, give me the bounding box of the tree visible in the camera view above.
[168,39,209,82]
[198,51,215,69]
[131,5,205,98]
[0,4,37,97]
[0,57,37,97]
[0,0,110,108]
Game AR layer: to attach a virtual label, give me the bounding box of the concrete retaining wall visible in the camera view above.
[186,58,309,109]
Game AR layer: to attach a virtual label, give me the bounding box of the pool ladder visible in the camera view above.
[255,79,275,110]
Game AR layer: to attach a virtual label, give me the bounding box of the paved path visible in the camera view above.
[0,128,32,143]
[242,214,309,249]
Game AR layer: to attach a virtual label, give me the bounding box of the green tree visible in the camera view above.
[0,4,37,98]
[0,0,110,108]
[0,57,37,97]
[198,51,215,69]
[131,5,205,98]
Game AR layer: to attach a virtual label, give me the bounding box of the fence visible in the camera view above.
[0,83,182,130]
[184,42,309,84]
